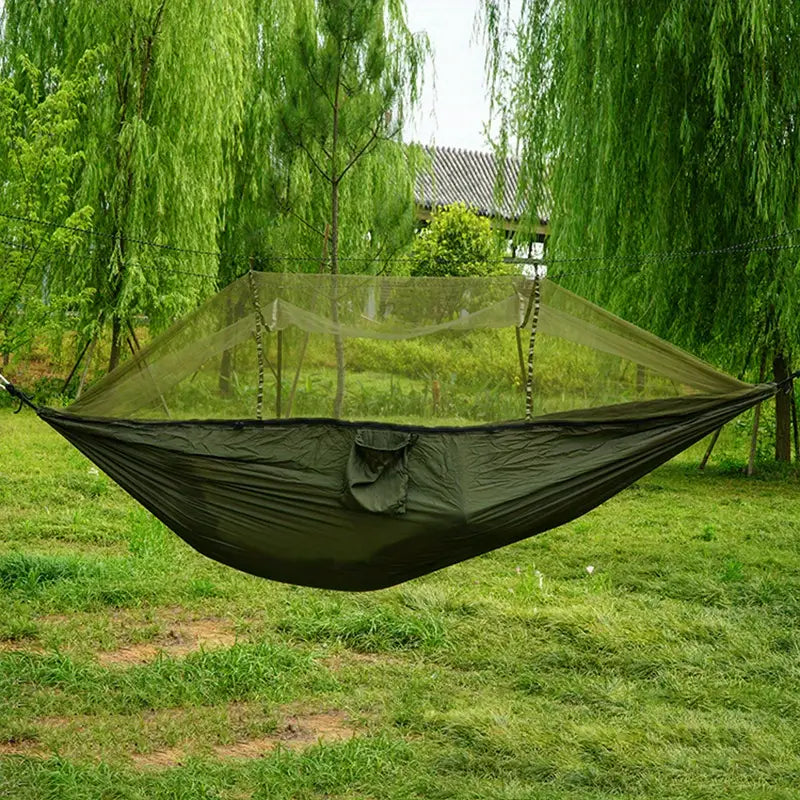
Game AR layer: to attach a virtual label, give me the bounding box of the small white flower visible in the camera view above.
[586,565,595,575]
[515,566,522,575]
[88,467,100,477]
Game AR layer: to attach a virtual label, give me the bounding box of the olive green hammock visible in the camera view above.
[2,273,788,591]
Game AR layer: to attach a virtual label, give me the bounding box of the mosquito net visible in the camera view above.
[66,271,747,423]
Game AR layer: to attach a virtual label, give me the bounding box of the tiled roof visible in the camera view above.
[414,145,546,224]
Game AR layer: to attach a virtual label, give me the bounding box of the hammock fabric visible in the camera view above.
[39,387,773,590]
[6,273,782,591]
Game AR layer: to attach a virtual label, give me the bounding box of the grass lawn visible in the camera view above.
[1,403,799,799]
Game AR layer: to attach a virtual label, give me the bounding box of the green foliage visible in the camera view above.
[220,0,428,276]
[484,1,800,375]
[0,54,95,358]
[1,0,251,363]
[411,203,506,277]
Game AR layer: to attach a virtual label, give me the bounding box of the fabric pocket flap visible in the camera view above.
[345,428,415,514]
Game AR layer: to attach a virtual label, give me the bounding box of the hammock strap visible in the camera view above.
[248,270,265,420]
[525,275,542,421]
[0,373,37,413]
[776,368,800,391]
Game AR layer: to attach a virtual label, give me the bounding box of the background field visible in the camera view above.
[1,401,799,799]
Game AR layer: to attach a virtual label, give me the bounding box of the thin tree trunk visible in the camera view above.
[275,330,283,418]
[62,337,93,394]
[774,352,791,462]
[127,322,170,417]
[699,427,722,472]
[747,352,768,476]
[747,407,762,477]
[286,226,330,417]
[76,338,97,400]
[218,292,236,397]
[636,364,646,395]
[515,328,526,391]
[792,383,799,464]
[108,315,123,372]
[219,348,233,396]
[331,75,345,419]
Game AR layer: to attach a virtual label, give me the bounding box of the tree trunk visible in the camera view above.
[218,348,233,396]
[76,338,97,400]
[747,351,768,476]
[108,315,123,372]
[62,337,93,394]
[774,353,791,462]
[699,426,722,471]
[330,75,345,419]
[636,364,646,395]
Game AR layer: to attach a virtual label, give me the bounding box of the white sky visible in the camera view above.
[404,0,518,153]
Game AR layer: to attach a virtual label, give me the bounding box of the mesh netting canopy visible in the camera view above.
[66,272,747,423]
[37,272,774,590]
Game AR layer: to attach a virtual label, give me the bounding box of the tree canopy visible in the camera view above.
[224,0,427,277]
[0,55,94,362]
[484,0,800,458]
[1,0,427,379]
[2,0,251,368]
[411,203,506,278]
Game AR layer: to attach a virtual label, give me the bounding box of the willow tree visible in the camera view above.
[0,55,95,366]
[485,1,800,460]
[2,0,250,370]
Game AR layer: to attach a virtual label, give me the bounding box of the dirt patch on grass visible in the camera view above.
[0,640,44,655]
[130,744,186,768]
[132,710,356,768]
[0,737,42,757]
[37,613,72,624]
[97,619,237,666]
[219,711,355,756]
[320,651,406,670]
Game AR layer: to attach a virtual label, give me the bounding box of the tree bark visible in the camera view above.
[76,338,97,400]
[774,352,791,462]
[330,73,345,419]
[636,364,646,395]
[62,337,93,394]
[747,351,768,476]
[792,384,799,463]
[108,315,123,372]
[699,427,722,472]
